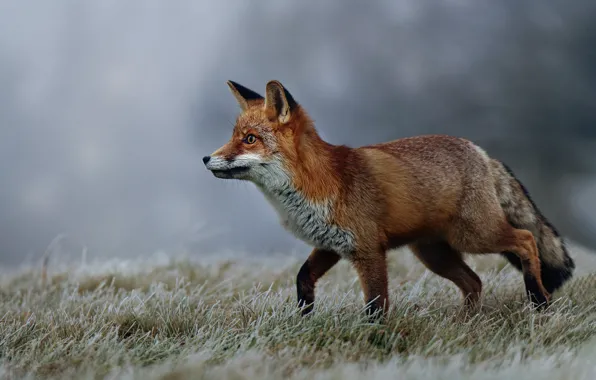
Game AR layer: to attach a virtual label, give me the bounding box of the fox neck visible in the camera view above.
[259,127,343,200]
[255,127,356,255]
[292,130,343,198]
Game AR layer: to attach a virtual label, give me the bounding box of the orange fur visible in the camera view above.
[204,80,574,317]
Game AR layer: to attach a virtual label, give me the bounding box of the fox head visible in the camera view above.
[203,80,316,190]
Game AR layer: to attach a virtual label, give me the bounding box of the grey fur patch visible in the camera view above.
[261,186,356,256]
[245,156,355,258]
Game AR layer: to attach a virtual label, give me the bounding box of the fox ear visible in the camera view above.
[227,80,264,111]
[264,80,297,124]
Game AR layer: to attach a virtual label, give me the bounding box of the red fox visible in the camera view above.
[203,80,575,316]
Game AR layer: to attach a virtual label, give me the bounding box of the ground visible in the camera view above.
[2,243,596,379]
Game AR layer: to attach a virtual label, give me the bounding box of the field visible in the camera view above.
[2,243,596,379]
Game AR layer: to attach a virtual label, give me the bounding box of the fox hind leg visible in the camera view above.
[448,222,550,308]
[499,228,550,306]
[409,241,482,308]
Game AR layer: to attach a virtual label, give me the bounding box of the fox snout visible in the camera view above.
[203,153,257,180]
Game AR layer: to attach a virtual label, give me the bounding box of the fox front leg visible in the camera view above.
[350,249,389,319]
[296,248,341,315]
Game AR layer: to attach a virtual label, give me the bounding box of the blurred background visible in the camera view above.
[0,0,595,266]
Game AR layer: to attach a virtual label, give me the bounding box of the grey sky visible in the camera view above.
[1,1,595,265]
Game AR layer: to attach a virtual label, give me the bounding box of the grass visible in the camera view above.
[2,243,596,379]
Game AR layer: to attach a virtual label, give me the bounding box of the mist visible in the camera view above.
[1,0,595,266]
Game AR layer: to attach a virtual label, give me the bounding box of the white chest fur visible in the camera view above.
[262,187,356,255]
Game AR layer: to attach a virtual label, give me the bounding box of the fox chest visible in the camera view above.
[263,188,355,255]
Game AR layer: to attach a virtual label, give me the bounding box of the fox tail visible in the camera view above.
[490,159,575,294]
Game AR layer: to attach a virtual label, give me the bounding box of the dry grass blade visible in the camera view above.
[1,243,596,379]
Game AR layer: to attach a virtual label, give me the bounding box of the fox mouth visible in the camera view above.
[210,166,250,178]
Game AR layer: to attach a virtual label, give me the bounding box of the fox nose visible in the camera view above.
[202,156,211,165]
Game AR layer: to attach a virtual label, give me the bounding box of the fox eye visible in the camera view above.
[244,134,257,144]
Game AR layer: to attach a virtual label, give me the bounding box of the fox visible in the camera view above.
[203,79,575,317]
